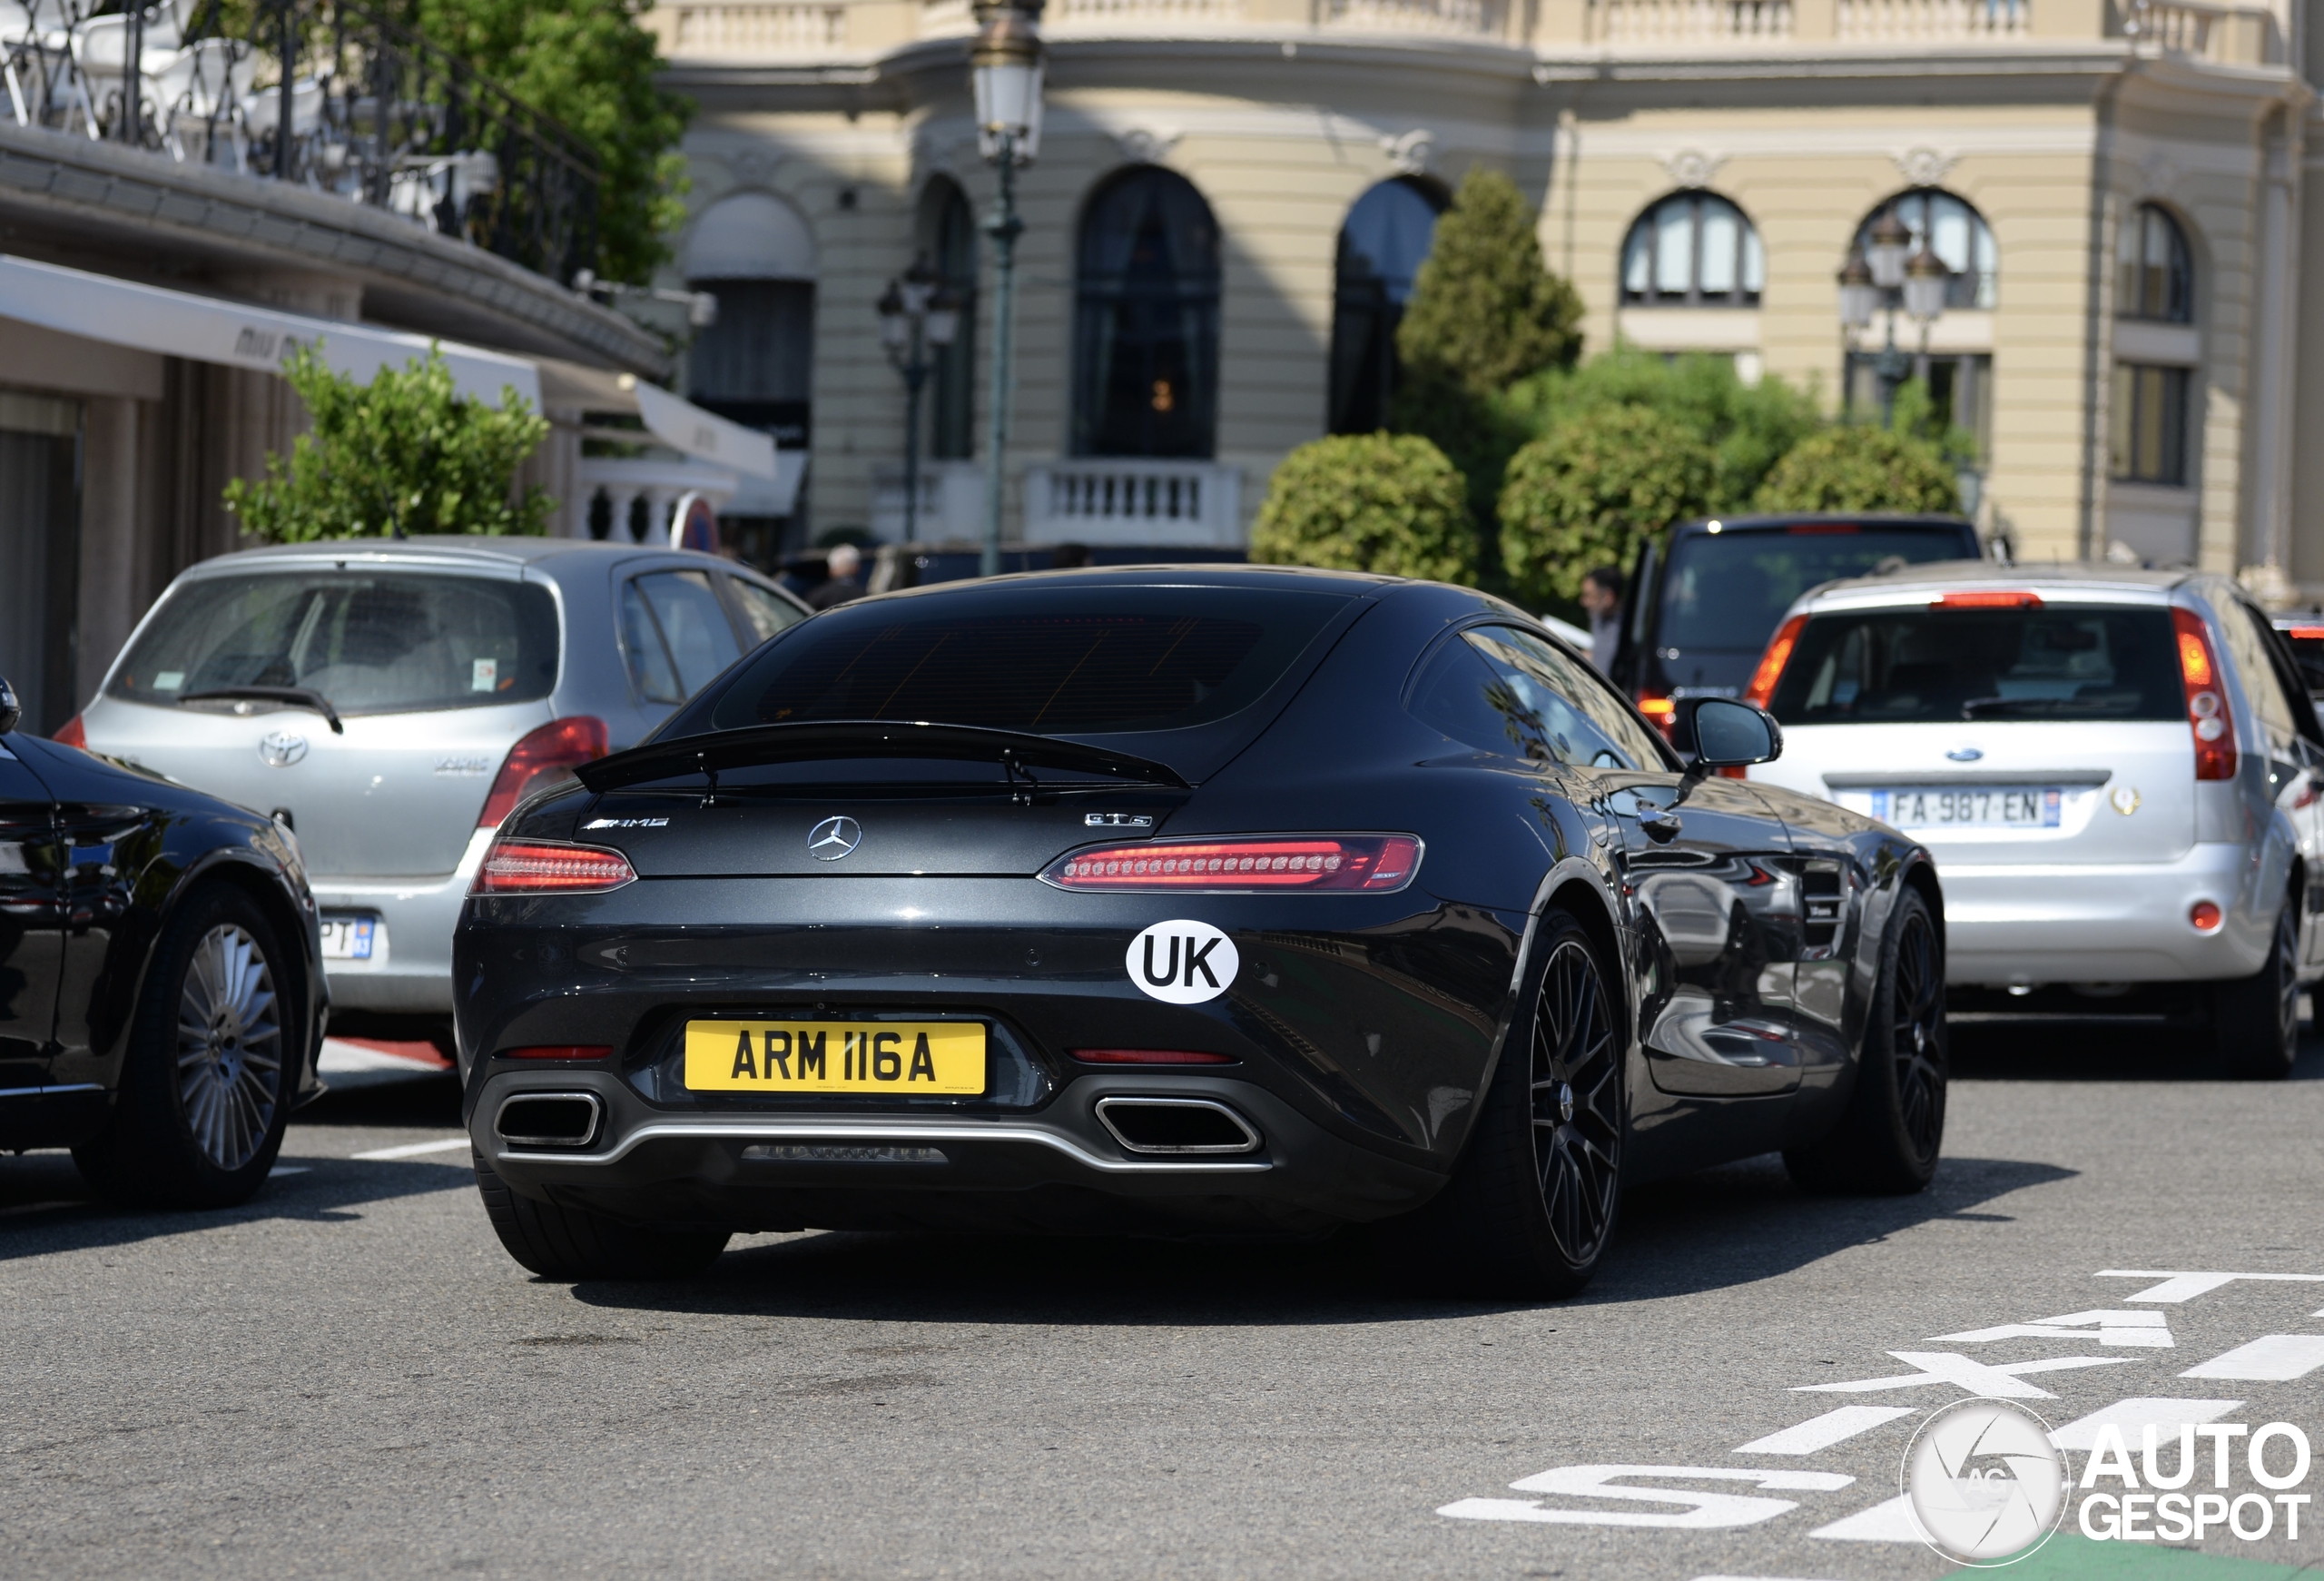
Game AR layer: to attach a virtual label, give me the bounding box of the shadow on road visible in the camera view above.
[1949,1020,2324,1082]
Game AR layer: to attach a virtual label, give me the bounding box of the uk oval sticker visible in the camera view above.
[1127,920,1239,1004]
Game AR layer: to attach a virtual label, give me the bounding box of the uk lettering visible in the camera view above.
[726,1027,940,1083]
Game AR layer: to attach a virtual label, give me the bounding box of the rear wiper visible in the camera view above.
[574,720,1190,796]
[179,686,344,735]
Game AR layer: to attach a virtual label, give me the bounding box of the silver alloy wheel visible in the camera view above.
[174,924,282,1171]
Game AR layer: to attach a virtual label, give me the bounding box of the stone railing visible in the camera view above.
[1021,459,1243,546]
[1324,0,1508,37]
[1588,0,1791,44]
[1047,0,1249,26]
[1836,0,2029,38]
[2120,0,2280,63]
[655,2,852,53]
[870,459,986,540]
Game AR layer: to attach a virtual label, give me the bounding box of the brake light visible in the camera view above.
[1071,1049,1236,1065]
[1933,590,2043,609]
[1044,835,1421,893]
[2171,608,2238,782]
[53,715,85,747]
[479,716,608,829]
[1637,693,1677,739]
[498,1045,615,1061]
[2286,626,2324,641]
[470,839,636,895]
[1745,616,1806,707]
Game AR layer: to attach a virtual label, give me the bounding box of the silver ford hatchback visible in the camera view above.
[67,538,808,1040]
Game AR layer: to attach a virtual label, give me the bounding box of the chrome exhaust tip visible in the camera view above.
[495,1091,603,1149]
[1094,1096,1262,1155]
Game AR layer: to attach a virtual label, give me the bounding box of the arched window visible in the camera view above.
[2118,203,2193,323]
[1851,189,1997,311]
[1329,176,1444,434]
[920,177,979,459]
[1620,192,1763,307]
[1071,167,1221,459]
[684,190,816,452]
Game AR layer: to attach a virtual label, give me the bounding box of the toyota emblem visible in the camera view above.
[259,730,309,767]
[806,815,862,860]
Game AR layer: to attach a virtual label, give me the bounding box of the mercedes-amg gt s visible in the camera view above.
[455,568,1947,1294]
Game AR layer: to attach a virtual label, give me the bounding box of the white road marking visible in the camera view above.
[2180,1334,2324,1381]
[1808,1494,1924,1544]
[350,1137,471,1161]
[2046,1397,2245,1450]
[1440,1467,1851,1529]
[1794,1350,2134,1399]
[1734,1407,1915,1456]
[1931,1309,2172,1348]
[2096,1270,2324,1303]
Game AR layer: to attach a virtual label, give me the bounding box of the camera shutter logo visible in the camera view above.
[1903,1398,2068,1566]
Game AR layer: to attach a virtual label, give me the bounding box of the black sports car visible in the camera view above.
[0,676,326,1206]
[456,568,1947,1293]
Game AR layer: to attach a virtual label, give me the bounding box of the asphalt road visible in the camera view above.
[4,1025,2321,1581]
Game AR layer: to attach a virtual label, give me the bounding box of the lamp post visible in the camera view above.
[876,255,962,544]
[1838,205,1945,426]
[970,0,1044,578]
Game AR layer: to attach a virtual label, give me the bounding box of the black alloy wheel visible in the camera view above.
[1785,886,1946,1195]
[2213,901,2299,1080]
[1418,909,1626,1298]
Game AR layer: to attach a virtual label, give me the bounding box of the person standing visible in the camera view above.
[1578,565,1624,676]
[811,542,865,609]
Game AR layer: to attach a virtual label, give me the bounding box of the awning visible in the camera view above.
[538,355,803,513]
[0,253,539,406]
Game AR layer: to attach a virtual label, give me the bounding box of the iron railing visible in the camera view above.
[1,0,599,282]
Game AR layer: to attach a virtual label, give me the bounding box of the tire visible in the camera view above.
[1784,886,1946,1195]
[2212,901,2299,1081]
[473,1152,729,1280]
[74,885,301,1209]
[1421,909,1626,1299]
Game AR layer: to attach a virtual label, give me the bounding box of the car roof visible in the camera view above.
[1669,512,1976,536]
[852,563,1411,602]
[182,535,775,578]
[1791,558,2209,611]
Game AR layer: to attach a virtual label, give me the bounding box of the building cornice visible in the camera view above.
[0,122,670,376]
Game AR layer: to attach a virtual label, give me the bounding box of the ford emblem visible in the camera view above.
[806,815,862,860]
[259,730,309,767]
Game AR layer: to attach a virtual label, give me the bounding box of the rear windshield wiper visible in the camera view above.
[574,720,1191,797]
[179,686,344,735]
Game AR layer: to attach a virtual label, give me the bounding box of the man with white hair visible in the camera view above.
[811,542,865,609]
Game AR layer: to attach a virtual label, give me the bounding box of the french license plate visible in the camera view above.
[319,914,377,960]
[1871,786,2063,828]
[683,1020,987,1094]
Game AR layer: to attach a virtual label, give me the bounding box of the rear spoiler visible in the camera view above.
[574,720,1190,797]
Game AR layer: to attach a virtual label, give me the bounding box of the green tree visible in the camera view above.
[1251,433,1477,584]
[1503,347,1822,512]
[223,343,553,541]
[1751,423,1962,515]
[1498,405,1714,608]
[410,0,690,282]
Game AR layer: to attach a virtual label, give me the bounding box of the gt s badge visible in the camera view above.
[1127,920,1238,1004]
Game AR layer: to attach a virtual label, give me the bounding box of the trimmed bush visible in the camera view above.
[1251,432,1478,584]
[1752,423,1962,514]
[1393,169,1583,400]
[1498,405,1714,608]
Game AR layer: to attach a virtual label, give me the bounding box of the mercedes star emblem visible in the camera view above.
[806,815,862,860]
[259,730,309,768]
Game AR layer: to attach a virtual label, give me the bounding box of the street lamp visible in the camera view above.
[1840,204,1945,427]
[876,255,961,544]
[970,0,1044,577]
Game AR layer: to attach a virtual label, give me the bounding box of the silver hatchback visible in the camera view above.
[68,538,808,1033]
[1741,561,2323,1077]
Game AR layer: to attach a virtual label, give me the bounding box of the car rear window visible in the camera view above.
[2280,626,2324,695]
[1659,527,1974,651]
[705,586,1351,736]
[111,572,559,716]
[1768,605,2182,725]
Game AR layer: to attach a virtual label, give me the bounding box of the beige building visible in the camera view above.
[654,0,2324,591]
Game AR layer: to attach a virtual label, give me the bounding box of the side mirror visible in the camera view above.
[1684,697,1782,769]
[0,676,18,736]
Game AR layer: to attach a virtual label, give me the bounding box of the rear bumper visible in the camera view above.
[309,829,492,1015]
[1939,841,2277,985]
[470,1065,1450,1235]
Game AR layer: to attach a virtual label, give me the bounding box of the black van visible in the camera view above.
[1610,513,1983,726]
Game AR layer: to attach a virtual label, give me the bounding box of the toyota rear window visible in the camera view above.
[110,572,559,716]
[1659,527,1975,651]
[1768,606,2182,725]
[705,587,1352,737]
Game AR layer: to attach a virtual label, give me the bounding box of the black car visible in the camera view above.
[455,569,1948,1294]
[1613,514,1983,729]
[0,676,326,1207]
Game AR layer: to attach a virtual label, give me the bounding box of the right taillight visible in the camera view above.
[470,838,636,896]
[1042,835,1420,894]
[1744,615,1807,708]
[479,716,608,830]
[2171,608,2239,782]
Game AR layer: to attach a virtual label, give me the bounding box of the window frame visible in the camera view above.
[1851,188,1998,312]
[619,565,756,709]
[1328,174,1447,434]
[2118,203,2194,326]
[1619,190,1765,309]
[2110,362,2191,486]
[1407,619,1679,772]
[1068,165,1224,459]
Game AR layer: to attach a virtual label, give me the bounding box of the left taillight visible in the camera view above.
[1042,835,1421,894]
[479,716,608,829]
[470,839,636,896]
[1744,615,1807,708]
[2171,608,2239,782]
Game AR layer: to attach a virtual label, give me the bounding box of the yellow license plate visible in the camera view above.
[683,1020,987,1094]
